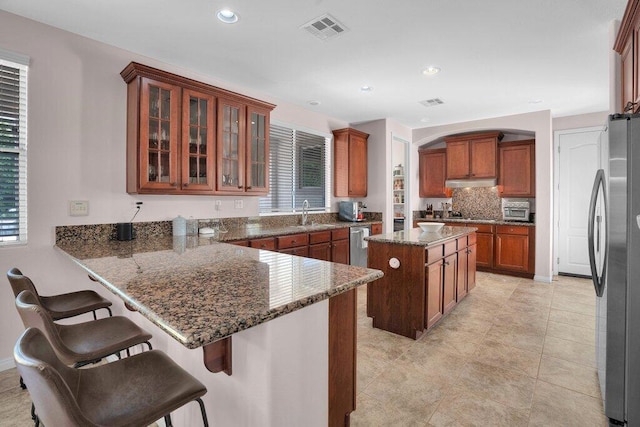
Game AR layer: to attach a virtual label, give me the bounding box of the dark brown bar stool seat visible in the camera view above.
[15,290,152,366]
[15,328,209,427]
[7,268,112,320]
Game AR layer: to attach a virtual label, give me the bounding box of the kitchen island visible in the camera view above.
[55,235,382,427]
[365,226,477,339]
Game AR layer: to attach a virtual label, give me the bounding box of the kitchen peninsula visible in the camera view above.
[55,233,382,426]
[366,226,477,339]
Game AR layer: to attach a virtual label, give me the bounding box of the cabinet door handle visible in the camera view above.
[238,185,243,189]
[246,186,252,190]
[183,183,189,187]
[443,260,450,266]
[170,182,177,187]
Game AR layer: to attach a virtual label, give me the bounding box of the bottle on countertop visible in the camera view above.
[173,215,187,236]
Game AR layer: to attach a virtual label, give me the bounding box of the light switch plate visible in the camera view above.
[234,200,243,209]
[69,200,89,216]
[636,214,640,230]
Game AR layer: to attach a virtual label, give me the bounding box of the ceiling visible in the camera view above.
[0,0,627,128]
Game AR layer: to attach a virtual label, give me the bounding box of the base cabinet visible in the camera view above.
[368,232,476,339]
[442,253,457,315]
[425,261,444,328]
[467,244,477,291]
[476,232,494,269]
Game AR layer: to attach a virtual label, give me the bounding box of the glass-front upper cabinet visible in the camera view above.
[217,98,245,192]
[182,89,215,192]
[246,106,270,194]
[139,78,179,192]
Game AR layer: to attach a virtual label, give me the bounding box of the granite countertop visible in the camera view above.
[216,220,382,242]
[365,226,477,247]
[55,236,383,349]
[415,217,536,227]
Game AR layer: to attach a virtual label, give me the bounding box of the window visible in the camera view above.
[260,123,331,214]
[0,50,28,245]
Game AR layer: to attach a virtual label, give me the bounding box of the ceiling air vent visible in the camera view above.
[301,14,349,41]
[419,98,445,107]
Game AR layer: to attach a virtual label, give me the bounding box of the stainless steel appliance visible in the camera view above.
[589,113,640,426]
[501,199,530,222]
[350,226,369,267]
[339,201,365,222]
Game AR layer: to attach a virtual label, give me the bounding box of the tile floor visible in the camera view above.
[351,272,606,427]
[0,273,604,426]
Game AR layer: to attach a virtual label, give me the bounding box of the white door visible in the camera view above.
[556,127,603,276]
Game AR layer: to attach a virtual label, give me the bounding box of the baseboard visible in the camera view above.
[0,357,15,372]
[534,275,553,283]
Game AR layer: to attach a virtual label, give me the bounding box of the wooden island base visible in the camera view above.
[367,229,477,339]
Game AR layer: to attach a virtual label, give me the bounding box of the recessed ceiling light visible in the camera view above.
[217,9,239,24]
[528,99,543,104]
[360,86,373,92]
[420,118,430,123]
[422,66,441,76]
[308,100,321,106]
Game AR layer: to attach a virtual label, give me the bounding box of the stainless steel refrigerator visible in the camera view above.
[589,113,640,426]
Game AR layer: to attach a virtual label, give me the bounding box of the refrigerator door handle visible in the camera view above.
[588,169,608,297]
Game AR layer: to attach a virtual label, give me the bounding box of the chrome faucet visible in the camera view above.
[302,199,310,225]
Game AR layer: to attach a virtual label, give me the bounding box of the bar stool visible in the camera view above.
[7,268,112,321]
[15,327,209,427]
[15,290,152,367]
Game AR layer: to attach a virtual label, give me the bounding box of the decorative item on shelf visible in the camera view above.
[393,164,404,176]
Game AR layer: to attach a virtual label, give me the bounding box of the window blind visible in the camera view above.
[260,124,331,214]
[0,56,28,244]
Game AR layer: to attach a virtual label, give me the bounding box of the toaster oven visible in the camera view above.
[502,199,530,222]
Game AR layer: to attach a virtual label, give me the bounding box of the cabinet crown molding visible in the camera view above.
[120,62,276,111]
[443,131,504,142]
[614,0,640,53]
[331,127,370,139]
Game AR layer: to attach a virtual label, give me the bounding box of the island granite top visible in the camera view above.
[55,237,383,349]
[365,226,478,247]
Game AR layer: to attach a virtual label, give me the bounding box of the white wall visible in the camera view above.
[553,111,608,131]
[0,11,349,363]
[412,110,554,282]
[353,118,412,233]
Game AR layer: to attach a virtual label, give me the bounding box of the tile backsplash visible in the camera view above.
[452,187,502,220]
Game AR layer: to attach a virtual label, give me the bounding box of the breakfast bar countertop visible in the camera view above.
[55,237,383,349]
[365,226,478,247]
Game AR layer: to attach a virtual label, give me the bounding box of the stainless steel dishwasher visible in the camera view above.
[350,226,370,267]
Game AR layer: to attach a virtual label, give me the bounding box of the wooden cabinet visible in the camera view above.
[249,237,276,251]
[499,140,535,197]
[456,237,468,301]
[331,228,350,265]
[370,223,383,235]
[367,231,476,339]
[419,149,451,197]
[445,131,503,180]
[495,225,534,273]
[216,101,270,194]
[467,243,477,291]
[615,1,640,112]
[425,261,444,328]
[475,230,495,269]
[309,231,332,261]
[441,253,457,315]
[121,62,274,195]
[333,128,369,197]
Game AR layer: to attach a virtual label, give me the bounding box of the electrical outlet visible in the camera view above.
[234,200,243,209]
[69,200,89,216]
[215,200,222,211]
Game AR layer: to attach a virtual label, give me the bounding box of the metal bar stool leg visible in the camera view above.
[92,310,97,321]
[20,376,26,389]
[30,402,36,420]
[196,398,209,427]
[164,414,173,426]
